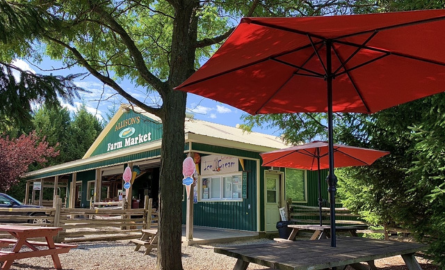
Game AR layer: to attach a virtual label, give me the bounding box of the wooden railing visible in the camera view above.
[0,196,156,243]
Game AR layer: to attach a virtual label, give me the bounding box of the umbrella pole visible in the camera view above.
[326,40,337,248]
[316,149,323,226]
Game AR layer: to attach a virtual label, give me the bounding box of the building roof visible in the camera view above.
[23,105,287,179]
[130,106,287,151]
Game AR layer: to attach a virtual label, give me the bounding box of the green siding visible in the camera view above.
[91,110,163,156]
[76,170,96,208]
[182,159,258,231]
[305,170,329,207]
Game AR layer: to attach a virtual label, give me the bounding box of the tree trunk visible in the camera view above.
[157,0,198,269]
[158,92,186,270]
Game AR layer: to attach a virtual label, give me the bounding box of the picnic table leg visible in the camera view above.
[366,260,377,270]
[135,233,150,251]
[349,230,359,237]
[233,259,249,270]
[311,230,322,240]
[401,253,422,270]
[1,237,27,270]
[46,236,62,270]
[287,229,299,241]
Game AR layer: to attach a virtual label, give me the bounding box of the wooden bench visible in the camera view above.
[0,225,77,270]
[287,224,367,241]
[130,228,158,255]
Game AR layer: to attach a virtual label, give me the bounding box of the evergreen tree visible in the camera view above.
[69,104,103,159]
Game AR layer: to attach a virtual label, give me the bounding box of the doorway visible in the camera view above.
[265,173,283,232]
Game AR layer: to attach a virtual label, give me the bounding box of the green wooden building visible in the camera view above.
[23,104,330,233]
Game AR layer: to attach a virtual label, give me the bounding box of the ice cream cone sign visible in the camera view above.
[131,166,141,184]
[123,167,132,183]
[182,157,196,199]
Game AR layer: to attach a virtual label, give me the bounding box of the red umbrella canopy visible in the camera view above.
[261,141,390,171]
[176,10,445,115]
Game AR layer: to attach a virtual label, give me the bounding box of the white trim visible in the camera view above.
[187,149,259,161]
[256,159,261,232]
[186,133,284,153]
[199,173,243,202]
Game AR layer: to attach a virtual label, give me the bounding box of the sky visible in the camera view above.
[13,58,283,137]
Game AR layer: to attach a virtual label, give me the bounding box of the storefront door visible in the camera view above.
[265,173,281,232]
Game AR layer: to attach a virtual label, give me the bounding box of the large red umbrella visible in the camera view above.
[260,141,389,226]
[175,10,445,247]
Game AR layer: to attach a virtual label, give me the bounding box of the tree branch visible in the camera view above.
[195,28,234,48]
[44,35,161,116]
[88,2,168,99]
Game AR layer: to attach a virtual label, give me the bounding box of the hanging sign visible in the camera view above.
[123,167,132,183]
[201,155,239,176]
[124,182,131,189]
[33,182,41,191]
[182,157,196,199]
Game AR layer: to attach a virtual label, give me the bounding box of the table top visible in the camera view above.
[0,225,62,233]
[288,224,367,231]
[214,237,425,270]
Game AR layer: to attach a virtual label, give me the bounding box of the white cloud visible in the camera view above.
[216,105,231,113]
[8,59,36,82]
[60,101,104,121]
[210,114,217,119]
[189,105,212,114]
[12,59,35,74]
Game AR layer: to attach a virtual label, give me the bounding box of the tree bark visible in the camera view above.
[157,0,198,269]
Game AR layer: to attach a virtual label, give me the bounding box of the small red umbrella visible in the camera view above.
[260,141,389,226]
[176,10,445,247]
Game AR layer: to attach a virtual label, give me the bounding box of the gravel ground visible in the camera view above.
[5,238,438,270]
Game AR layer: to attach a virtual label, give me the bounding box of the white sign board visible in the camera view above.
[33,182,41,191]
[201,155,239,176]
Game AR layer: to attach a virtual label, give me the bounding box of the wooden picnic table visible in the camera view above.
[130,228,158,255]
[0,225,76,270]
[287,224,368,241]
[215,237,425,270]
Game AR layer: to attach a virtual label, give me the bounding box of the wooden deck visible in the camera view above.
[214,237,425,270]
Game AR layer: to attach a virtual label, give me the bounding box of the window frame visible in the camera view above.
[87,180,95,201]
[199,173,243,202]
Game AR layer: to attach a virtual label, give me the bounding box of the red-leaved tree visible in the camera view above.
[0,131,59,192]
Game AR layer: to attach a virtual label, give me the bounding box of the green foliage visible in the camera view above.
[32,104,103,166]
[285,169,306,202]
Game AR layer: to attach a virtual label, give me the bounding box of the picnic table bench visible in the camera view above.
[287,224,368,241]
[130,228,158,255]
[215,237,425,270]
[0,225,76,270]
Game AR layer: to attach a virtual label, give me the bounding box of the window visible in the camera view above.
[201,174,242,201]
[87,181,95,201]
[285,168,307,202]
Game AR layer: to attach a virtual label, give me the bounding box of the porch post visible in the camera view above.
[70,173,77,208]
[54,175,59,198]
[31,182,36,205]
[94,168,102,203]
[186,180,195,243]
[25,181,30,204]
[39,179,44,206]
